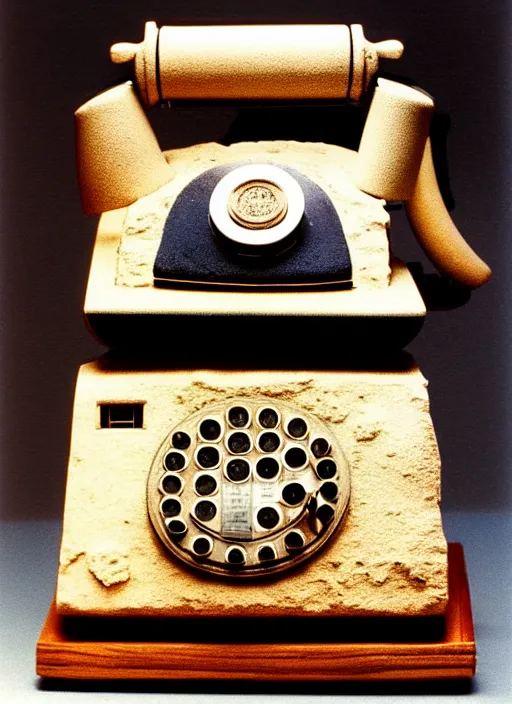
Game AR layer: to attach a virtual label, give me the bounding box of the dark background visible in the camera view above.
[1,1,510,519]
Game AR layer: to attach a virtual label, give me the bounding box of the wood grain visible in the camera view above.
[36,543,475,681]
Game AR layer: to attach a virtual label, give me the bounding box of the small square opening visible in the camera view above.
[99,403,144,429]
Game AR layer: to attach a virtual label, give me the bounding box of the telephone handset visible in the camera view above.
[75,21,490,293]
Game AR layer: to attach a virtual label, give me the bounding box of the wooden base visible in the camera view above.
[36,543,475,681]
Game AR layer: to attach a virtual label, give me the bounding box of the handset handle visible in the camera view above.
[355,78,491,289]
[405,139,491,288]
[110,21,403,106]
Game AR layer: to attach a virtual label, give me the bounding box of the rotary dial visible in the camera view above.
[147,399,350,577]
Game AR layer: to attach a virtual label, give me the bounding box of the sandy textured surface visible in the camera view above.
[116,141,391,289]
[57,360,447,618]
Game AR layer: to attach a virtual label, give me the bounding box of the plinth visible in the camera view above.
[37,543,475,681]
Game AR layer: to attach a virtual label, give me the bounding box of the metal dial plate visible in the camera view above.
[147,399,350,577]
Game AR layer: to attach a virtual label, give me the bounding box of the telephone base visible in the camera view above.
[37,543,475,682]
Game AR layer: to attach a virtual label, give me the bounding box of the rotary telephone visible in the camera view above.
[54,22,490,618]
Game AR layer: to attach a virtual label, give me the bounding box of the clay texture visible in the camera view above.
[57,361,448,618]
[356,78,434,201]
[116,141,392,289]
[112,23,403,105]
[406,138,491,288]
[354,77,490,288]
[75,82,172,215]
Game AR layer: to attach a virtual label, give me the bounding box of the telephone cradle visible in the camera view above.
[37,21,486,682]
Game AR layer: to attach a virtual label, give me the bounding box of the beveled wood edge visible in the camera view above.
[445,543,476,646]
[36,543,476,681]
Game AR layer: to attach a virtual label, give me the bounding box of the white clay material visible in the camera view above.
[75,82,172,216]
[56,361,448,618]
[356,78,434,202]
[111,23,403,105]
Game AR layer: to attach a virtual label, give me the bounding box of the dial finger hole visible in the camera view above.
[160,497,181,518]
[226,458,251,483]
[281,482,306,506]
[257,431,281,453]
[227,405,251,429]
[258,544,277,562]
[160,473,183,495]
[195,445,221,469]
[310,436,330,458]
[194,473,218,496]
[171,431,191,450]
[257,407,280,429]
[317,503,335,526]
[225,546,246,566]
[316,458,337,480]
[192,536,213,557]
[226,431,252,455]
[283,445,308,470]
[319,481,338,501]
[198,417,222,442]
[166,518,188,537]
[255,456,280,480]
[284,530,305,552]
[286,417,309,440]
[163,450,187,472]
[194,499,217,522]
[256,506,281,530]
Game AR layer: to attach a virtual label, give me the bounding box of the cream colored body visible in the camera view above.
[83,140,425,349]
[57,360,447,618]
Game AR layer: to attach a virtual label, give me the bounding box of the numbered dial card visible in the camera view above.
[147,399,350,577]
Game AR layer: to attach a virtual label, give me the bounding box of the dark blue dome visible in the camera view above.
[153,161,352,289]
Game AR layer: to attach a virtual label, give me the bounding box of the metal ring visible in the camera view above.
[209,164,305,249]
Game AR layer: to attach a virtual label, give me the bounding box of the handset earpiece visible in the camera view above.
[75,82,171,216]
[355,77,491,289]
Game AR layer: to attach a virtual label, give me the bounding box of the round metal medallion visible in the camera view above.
[208,164,305,251]
[147,399,350,577]
[227,180,288,230]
